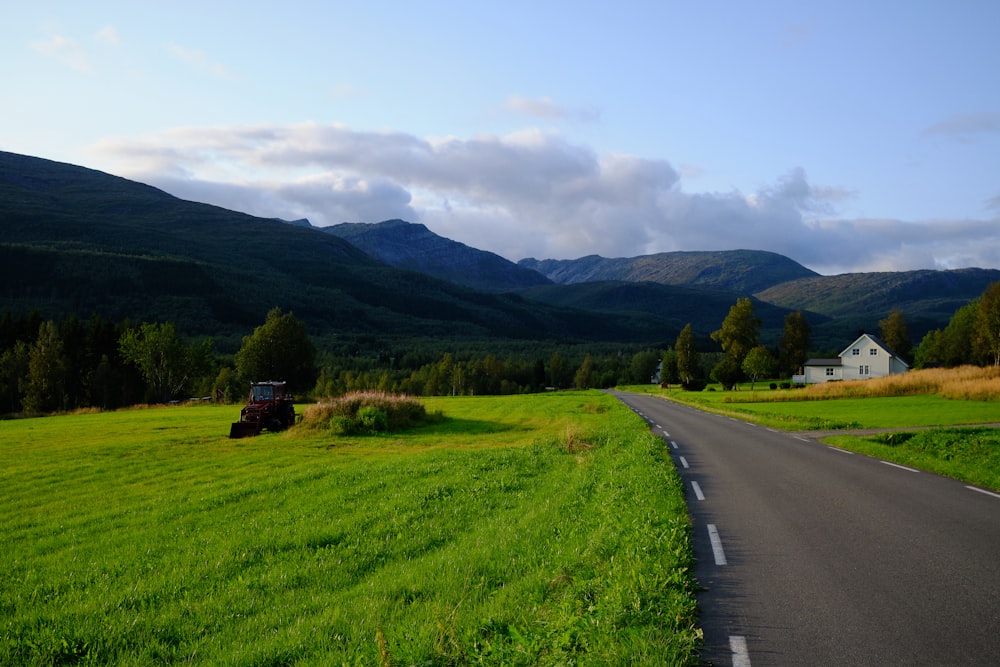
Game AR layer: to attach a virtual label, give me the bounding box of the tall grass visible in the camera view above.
[794,365,1000,401]
[705,365,1000,403]
[0,394,700,665]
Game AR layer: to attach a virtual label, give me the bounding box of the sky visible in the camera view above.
[3,1,999,275]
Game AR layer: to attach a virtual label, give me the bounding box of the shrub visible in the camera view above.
[769,383,778,390]
[303,391,434,434]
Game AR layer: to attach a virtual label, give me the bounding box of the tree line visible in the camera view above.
[2,280,998,415]
[0,308,316,415]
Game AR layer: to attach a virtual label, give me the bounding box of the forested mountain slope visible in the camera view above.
[324,219,551,291]
[519,250,819,293]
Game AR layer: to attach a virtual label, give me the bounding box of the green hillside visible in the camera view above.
[755,268,1000,346]
[0,151,669,347]
[517,280,821,340]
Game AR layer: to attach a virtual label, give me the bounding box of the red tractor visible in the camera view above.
[229,381,296,438]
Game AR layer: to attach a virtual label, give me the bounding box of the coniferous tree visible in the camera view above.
[23,321,67,413]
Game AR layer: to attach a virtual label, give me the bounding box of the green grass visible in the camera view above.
[0,393,700,666]
[627,384,999,431]
[625,384,1000,492]
[824,428,1000,492]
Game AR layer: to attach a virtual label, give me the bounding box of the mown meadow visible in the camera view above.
[0,392,701,666]
[632,365,1000,492]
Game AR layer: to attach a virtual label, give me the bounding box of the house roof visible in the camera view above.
[804,358,841,366]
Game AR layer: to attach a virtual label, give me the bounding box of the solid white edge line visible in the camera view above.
[881,460,920,473]
[691,480,705,501]
[707,524,727,565]
[794,436,810,442]
[730,635,751,667]
[679,456,689,469]
[966,485,1000,500]
[827,446,854,454]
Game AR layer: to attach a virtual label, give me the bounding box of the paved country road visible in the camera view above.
[609,391,1000,667]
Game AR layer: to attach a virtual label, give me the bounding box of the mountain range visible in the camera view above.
[2,150,998,354]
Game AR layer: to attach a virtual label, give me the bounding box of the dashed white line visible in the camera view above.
[691,480,705,500]
[794,436,810,442]
[966,485,1000,500]
[707,524,727,565]
[881,460,920,473]
[679,456,689,469]
[730,635,751,667]
[670,440,678,449]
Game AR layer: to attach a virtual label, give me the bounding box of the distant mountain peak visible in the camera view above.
[323,219,551,292]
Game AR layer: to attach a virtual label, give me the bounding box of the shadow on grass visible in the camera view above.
[411,415,525,436]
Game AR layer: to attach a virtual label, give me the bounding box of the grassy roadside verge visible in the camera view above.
[0,392,700,666]
[622,382,1000,493]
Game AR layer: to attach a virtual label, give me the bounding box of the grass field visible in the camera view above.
[626,366,1000,492]
[0,393,701,666]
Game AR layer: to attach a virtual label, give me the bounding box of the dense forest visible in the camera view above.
[3,279,996,417]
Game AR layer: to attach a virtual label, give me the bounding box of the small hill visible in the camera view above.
[519,249,819,294]
[324,219,551,291]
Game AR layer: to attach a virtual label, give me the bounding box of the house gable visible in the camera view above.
[837,333,909,381]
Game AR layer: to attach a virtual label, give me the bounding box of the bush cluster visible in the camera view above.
[302,391,434,434]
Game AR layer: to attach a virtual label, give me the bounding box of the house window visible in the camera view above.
[826,367,835,376]
[860,365,870,376]
[870,348,878,355]
[852,348,860,356]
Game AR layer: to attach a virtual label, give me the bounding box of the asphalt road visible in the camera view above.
[609,391,1000,666]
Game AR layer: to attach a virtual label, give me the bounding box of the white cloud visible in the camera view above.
[505,95,600,123]
[922,112,1000,142]
[31,34,92,72]
[95,25,120,45]
[90,122,1000,275]
[167,43,234,79]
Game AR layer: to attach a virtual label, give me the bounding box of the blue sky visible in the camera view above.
[3,1,999,274]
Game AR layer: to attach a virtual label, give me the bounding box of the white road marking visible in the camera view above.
[708,524,727,565]
[881,460,920,473]
[670,440,678,449]
[730,635,752,667]
[794,436,810,442]
[827,446,854,454]
[679,456,689,469]
[662,430,670,437]
[691,480,705,500]
[966,485,1000,500]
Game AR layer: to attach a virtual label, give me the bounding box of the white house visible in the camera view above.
[795,333,910,384]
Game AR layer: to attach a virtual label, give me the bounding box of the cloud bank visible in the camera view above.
[91,122,1000,275]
